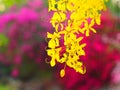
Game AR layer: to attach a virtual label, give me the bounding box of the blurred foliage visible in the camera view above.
[43,0,48,7]
[2,0,25,7]
[0,63,11,76]
[0,0,27,12]
[107,0,120,17]
[0,85,10,90]
[0,34,9,47]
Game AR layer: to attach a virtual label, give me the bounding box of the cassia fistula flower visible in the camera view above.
[47,0,108,77]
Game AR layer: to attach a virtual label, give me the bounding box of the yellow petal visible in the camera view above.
[48,0,57,11]
[55,24,59,32]
[77,37,83,42]
[60,69,65,77]
[95,16,101,25]
[48,39,56,48]
[59,12,66,21]
[90,19,95,26]
[80,43,86,48]
[50,59,56,67]
[47,49,53,56]
[86,29,90,36]
[80,50,85,56]
[55,38,59,46]
[79,65,86,74]
[57,2,66,11]
[91,28,96,33]
[80,28,86,34]
[47,32,53,38]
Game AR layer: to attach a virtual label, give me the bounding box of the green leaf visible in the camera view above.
[0,34,9,47]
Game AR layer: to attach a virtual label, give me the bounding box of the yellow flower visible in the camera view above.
[81,19,96,36]
[57,0,67,11]
[47,47,61,67]
[75,62,86,74]
[59,53,67,63]
[50,12,66,32]
[48,0,57,11]
[47,0,108,77]
[47,32,60,48]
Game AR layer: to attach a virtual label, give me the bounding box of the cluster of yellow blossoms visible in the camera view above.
[47,0,108,77]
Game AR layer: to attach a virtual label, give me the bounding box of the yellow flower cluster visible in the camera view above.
[47,0,108,77]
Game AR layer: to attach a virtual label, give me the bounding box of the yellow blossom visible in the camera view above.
[81,19,96,36]
[50,12,66,32]
[47,32,60,48]
[48,0,57,11]
[47,47,61,67]
[47,0,108,77]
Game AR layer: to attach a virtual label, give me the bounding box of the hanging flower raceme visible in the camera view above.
[47,0,108,77]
